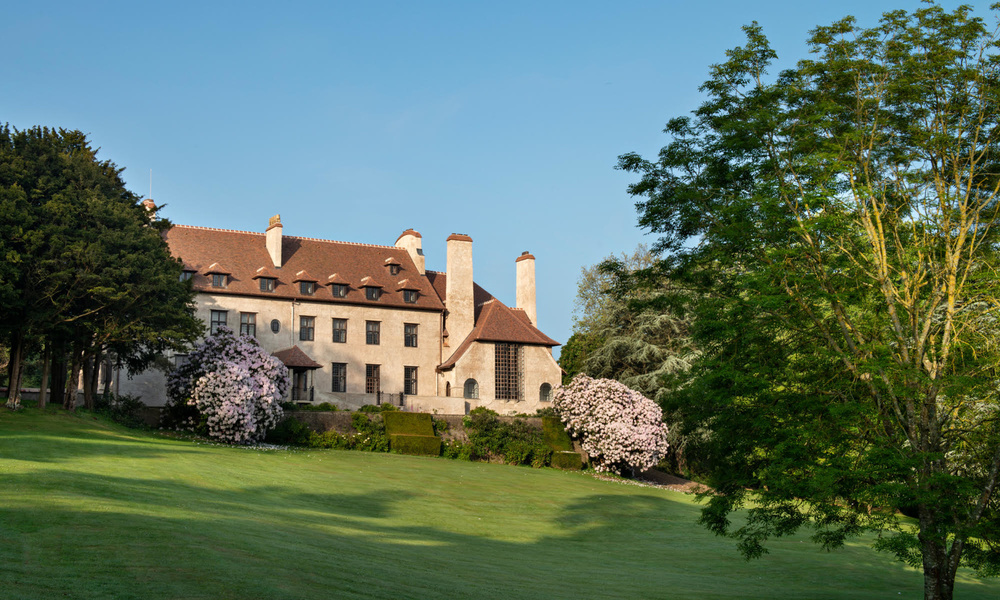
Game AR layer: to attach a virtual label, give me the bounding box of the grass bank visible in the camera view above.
[1,408,998,599]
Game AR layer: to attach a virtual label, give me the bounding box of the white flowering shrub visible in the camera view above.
[553,374,669,476]
[164,327,289,444]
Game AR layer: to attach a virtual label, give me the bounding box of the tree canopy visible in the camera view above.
[618,4,1000,599]
[0,125,201,409]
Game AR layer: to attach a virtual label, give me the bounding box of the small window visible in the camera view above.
[212,273,227,288]
[331,284,348,298]
[404,323,418,348]
[404,366,418,395]
[464,379,479,400]
[180,271,194,282]
[540,383,553,403]
[331,363,347,393]
[210,310,228,335]
[365,364,380,394]
[389,264,400,276]
[403,290,418,304]
[240,312,256,337]
[332,318,347,343]
[259,278,275,292]
[300,316,315,341]
[365,321,380,345]
[300,281,315,295]
[174,354,189,368]
[365,286,381,301]
[270,319,281,333]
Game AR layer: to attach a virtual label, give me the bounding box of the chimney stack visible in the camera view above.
[395,229,425,275]
[516,251,537,326]
[445,234,474,345]
[266,214,282,268]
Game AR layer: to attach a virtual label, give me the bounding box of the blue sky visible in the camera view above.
[2,1,978,354]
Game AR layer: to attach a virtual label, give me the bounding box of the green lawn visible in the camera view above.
[1,409,998,600]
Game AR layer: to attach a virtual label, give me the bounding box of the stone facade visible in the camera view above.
[116,215,561,415]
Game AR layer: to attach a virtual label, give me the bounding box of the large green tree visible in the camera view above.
[619,4,1000,599]
[0,125,201,409]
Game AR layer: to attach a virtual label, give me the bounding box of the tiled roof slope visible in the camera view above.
[272,346,323,369]
[166,225,445,311]
[426,271,559,372]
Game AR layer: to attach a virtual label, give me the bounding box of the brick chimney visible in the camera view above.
[266,214,282,268]
[516,251,537,326]
[395,229,425,275]
[446,233,474,345]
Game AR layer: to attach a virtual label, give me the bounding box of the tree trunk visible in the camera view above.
[63,348,82,411]
[89,347,102,402]
[82,355,94,410]
[101,356,113,396]
[5,331,25,410]
[919,507,959,600]
[50,342,67,407]
[38,343,51,409]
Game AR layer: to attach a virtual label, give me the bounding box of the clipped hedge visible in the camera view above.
[383,412,435,436]
[390,434,442,456]
[551,451,583,470]
[542,416,573,451]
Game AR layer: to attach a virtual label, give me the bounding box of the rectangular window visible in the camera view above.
[332,318,347,343]
[174,354,189,368]
[180,271,194,282]
[365,286,381,301]
[212,273,227,288]
[403,290,418,303]
[300,281,315,295]
[365,364,380,394]
[259,278,275,292]
[365,321,380,345]
[240,312,256,337]
[495,342,524,401]
[389,264,400,276]
[331,363,347,393]
[404,366,418,396]
[300,316,315,341]
[210,310,228,335]
[331,284,348,298]
[404,323,418,348]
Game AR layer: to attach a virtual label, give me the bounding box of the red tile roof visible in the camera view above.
[165,225,445,311]
[272,345,322,369]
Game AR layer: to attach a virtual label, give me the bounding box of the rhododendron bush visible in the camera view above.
[554,374,669,475]
[164,327,289,444]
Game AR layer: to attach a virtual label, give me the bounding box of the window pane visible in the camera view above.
[331,363,347,393]
[366,321,380,345]
[365,287,381,301]
[210,310,228,335]
[464,378,479,400]
[365,364,380,394]
[259,278,275,292]
[300,281,314,295]
[404,323,417,347]
[494,343,523,401]
[332,318,347,343]
[404,366,418,395]
[240,313,256,337]
[300,316,315,341]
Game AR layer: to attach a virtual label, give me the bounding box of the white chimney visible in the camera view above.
[445,233,474,345]
[516,251,537,326]
[395,229,425,275]
[266,214,282,268]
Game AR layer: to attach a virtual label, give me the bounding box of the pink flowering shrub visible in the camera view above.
[164,327,289,444]
[553,374,669,476]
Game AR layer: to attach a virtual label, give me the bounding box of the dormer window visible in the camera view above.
[180,270,194,282]
[365,286,382,301]
[389,264,400,276]
[212,274,227,288]
[403,290,418,303]
[259,277,276,292]
[331,284,348,298]
[300,281,315,295]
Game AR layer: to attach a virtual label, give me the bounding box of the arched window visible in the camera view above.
[464,378,479,399]
[445,382,451,397]
[539,383,552,403]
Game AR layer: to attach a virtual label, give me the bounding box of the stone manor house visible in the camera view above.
[118,214,562,414]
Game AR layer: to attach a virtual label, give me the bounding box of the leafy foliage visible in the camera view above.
[553,374,669,476]
[619,4,1000,597]
[164,327,288,444]
[462,407,552,467]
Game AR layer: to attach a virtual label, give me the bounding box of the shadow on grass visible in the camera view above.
[0,468,969,600]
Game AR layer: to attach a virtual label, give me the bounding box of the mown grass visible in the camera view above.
[1,408,998,600]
